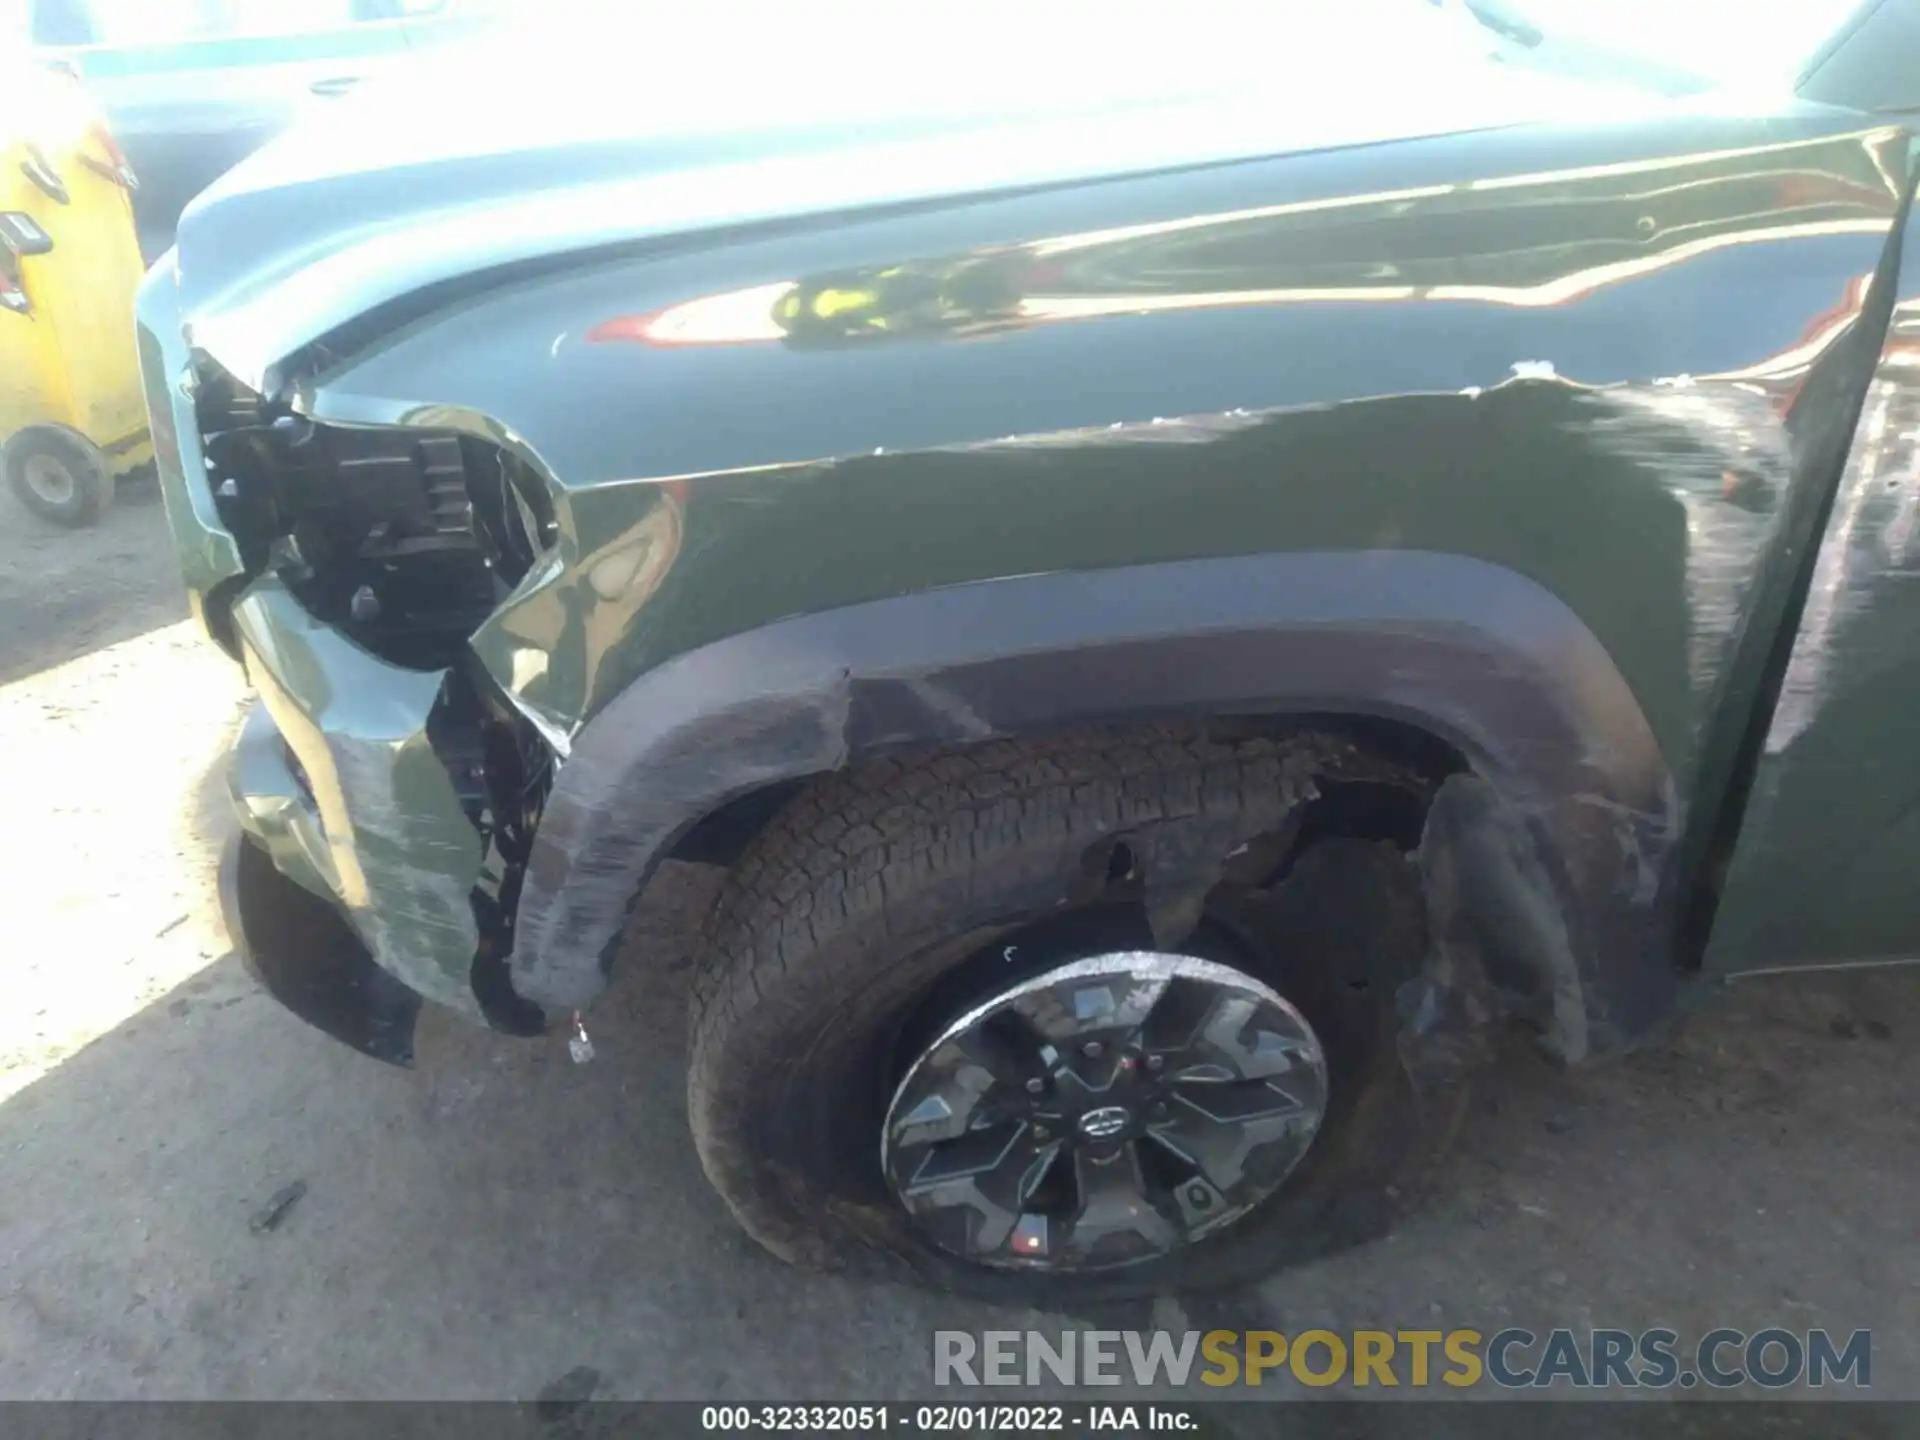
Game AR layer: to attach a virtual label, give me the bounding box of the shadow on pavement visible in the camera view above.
[0,864,1040,1400]
[2,853,1918,1401]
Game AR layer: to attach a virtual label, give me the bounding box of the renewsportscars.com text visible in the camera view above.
[934,1328,1871,1390]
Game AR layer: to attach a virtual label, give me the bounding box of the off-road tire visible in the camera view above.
[686,726,1473,1300]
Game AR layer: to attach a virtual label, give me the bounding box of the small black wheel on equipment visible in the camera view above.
[5,427,115,527]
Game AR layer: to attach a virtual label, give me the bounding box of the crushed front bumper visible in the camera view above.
[227,574,489,1019]
[219,829,423,1065]
[141,262,530,1060]
[217,576,498,1062]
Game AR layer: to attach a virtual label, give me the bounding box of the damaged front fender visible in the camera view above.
[149,111,1910,1061]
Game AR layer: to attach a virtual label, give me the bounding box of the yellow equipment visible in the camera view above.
[1,57,150,527]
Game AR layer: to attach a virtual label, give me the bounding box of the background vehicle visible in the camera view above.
[6,0,517,258]
[141,0,1920,1298]
[1436,0,1866,94]
[0,55,148,526]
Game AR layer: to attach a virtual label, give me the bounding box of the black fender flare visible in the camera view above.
[508,549,1680,1054]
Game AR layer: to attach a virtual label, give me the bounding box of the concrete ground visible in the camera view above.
[2,481,1918,1405]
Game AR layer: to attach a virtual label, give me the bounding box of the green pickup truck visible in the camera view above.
[137,0,1920,1300]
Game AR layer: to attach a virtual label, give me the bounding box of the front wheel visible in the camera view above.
[686,728,1479,1300]
[5,428,114,527]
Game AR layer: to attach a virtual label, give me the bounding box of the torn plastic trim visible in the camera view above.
[511,549,1677,1056]
[1418,773,1590,1065]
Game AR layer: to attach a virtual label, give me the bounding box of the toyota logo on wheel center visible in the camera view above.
[1078,1105,1131,1140]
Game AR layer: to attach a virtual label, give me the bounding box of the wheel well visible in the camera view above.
[666,776,810,867]
[662,711,1467,870]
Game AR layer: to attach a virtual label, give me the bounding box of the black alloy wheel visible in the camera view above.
[881,950,1328,1272]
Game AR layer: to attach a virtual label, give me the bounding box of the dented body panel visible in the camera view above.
[139,33,1920,1059]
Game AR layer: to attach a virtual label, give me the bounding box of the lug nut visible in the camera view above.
[350,585,381,621]
[1187,1184,1212,1210]
[1082,1040,1103,1059]
[1031,1125,1050,1141]
[1025,1077,1045,1094]
[1146,1054,1164,1072]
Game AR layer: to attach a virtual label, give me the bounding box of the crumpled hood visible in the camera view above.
[172,0,1670,389]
